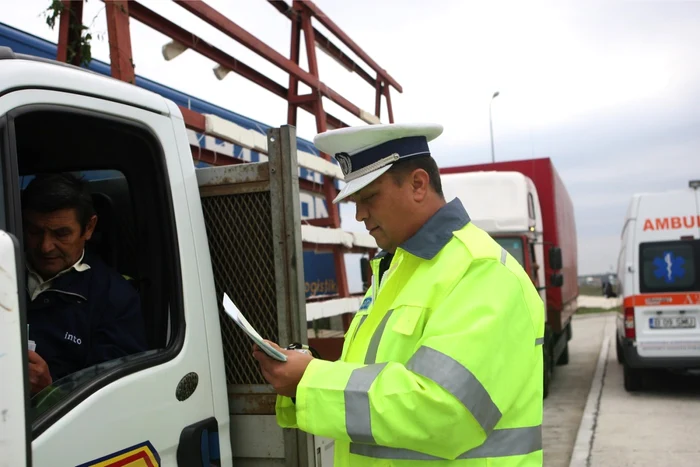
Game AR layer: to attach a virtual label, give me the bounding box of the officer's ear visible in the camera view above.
[409,168,430,202]
[83,215,98,240]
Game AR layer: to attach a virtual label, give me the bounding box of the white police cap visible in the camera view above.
[313,123,443,204]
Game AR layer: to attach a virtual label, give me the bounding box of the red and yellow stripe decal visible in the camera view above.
[623,292,700,308]
[77,442,160,467]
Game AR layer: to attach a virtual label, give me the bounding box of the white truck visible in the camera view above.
[615,180,700,391]
[0,47,346,467]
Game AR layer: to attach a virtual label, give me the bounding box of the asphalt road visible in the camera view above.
[589,327,700,465]
[544,312,700,466]
[543,313,611,466]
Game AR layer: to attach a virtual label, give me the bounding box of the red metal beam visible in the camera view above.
[287,5,302,127]
[302,9,321,83]
[105,0,135,83]
[305,218,333,227]
[178,105,207,131]
[384,84,394,124]
[342,313,353,333]
[289,93,317,105]
[173,0,370,123]
[299,9,349,298]
[124,0,347,129]
[374,79,383,120]
[189,145,244,167]
[302,243,376,254]
[267,0,375,87]
[56,0,84,65]
[299,0,403,93]
[307,337,343,361]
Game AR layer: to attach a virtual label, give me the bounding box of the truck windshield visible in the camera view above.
[639,240,700,293]
[494,237,526,268]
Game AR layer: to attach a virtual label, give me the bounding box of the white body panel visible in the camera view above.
[617,187,700,360]
[0,59,169,114]
[441,171,536,233]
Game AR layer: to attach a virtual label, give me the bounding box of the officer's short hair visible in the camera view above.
[22,173,95,233]
[387,155,444,199]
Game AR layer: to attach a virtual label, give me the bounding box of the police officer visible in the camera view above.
[253,123,544,466]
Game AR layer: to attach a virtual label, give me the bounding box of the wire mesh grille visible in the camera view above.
[201,191,278,385]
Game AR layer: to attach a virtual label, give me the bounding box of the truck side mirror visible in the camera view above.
[360,257,371,289]
[549,247,563,270]
[550,273,564,288]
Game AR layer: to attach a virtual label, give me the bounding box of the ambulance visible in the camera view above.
[616,181,700,391]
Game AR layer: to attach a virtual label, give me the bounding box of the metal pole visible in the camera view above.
[490,91,500,163]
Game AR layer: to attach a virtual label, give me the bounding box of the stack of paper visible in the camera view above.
[222,293,287,362]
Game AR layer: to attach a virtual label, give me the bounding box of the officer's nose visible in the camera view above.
[355,202,368,223]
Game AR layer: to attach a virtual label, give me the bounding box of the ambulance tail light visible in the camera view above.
[624,307,636,339]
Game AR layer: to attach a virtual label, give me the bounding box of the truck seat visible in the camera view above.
[87,191,140,289]
[86,182,160,350]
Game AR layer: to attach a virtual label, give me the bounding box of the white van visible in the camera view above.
[616,181,700,391]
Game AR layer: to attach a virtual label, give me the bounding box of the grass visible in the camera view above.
[579,284,605,296]
[577,306,620,315]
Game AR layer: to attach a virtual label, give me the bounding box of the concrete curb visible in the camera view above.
[568,334,611,467]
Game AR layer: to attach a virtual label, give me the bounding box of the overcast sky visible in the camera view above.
[3,0,699,276]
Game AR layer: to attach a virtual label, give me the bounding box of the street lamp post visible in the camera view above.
[489,91,500,163]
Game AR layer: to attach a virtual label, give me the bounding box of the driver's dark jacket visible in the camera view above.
[27,252,147,382]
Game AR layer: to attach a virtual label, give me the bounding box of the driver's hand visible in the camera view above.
[28,351,52,395]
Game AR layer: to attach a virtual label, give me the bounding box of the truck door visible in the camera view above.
[0,87,229,466]
[0,226,32,466]
[0,116,31,467]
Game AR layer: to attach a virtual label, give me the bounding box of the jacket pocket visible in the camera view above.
[391,305,425,336]
[375,305,429,362]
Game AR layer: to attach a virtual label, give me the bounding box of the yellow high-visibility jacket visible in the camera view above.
[277,199,545,466]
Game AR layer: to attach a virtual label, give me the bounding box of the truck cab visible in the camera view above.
[616,182,700,391]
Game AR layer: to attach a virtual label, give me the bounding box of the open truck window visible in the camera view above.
[3,106,184,435]
[639,240,699,294]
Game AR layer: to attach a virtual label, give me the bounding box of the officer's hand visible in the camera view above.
[28,351,52,395]
[252,340,313,398]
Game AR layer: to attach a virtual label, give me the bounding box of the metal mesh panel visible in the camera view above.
[201,191,278,385]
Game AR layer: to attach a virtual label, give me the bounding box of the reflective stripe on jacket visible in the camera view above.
[277,199,545,466]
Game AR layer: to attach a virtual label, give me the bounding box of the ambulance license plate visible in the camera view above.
[649,317,696,329]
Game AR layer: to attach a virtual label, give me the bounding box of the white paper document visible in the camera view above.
[222,293,287,362]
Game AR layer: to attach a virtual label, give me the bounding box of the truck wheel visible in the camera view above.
[623,363,643,392]
[616,337,624,364]
[566,323,572,341]
[556,341,570,365]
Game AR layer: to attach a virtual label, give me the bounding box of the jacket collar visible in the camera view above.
[375,198,470,261]
[27,250,94,301]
